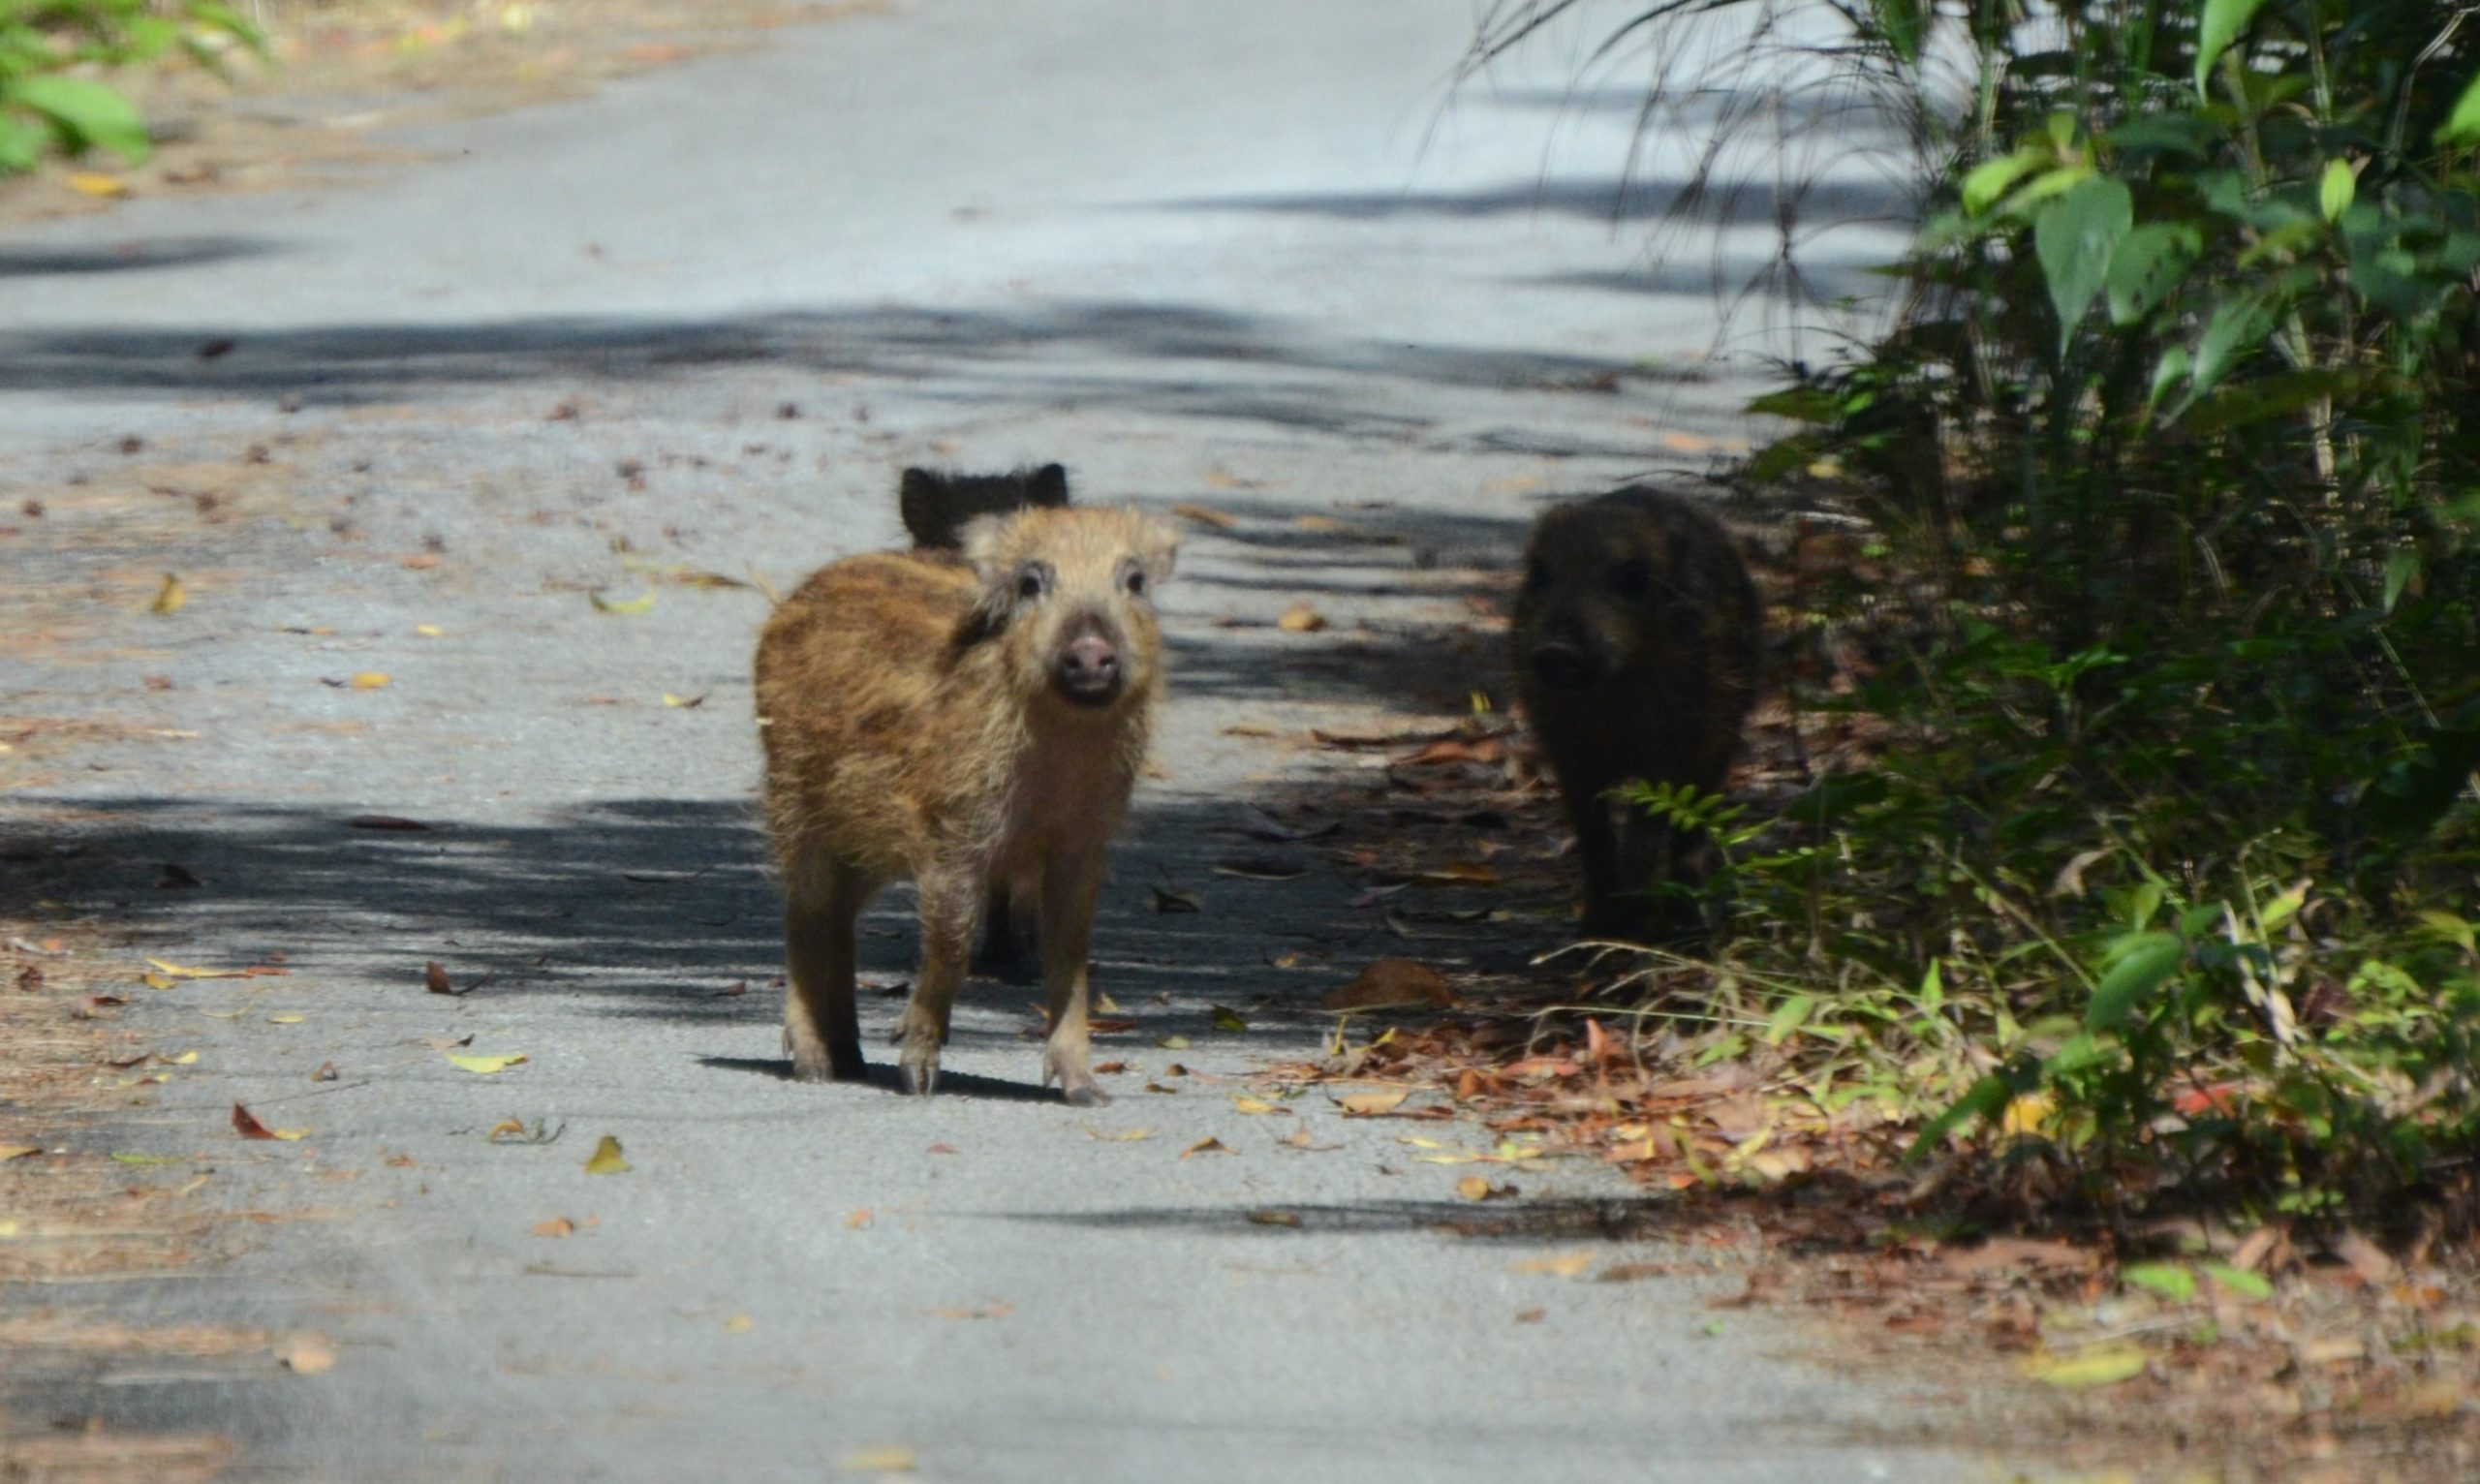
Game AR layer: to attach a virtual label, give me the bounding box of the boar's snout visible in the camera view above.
[1052,620,1125,706]
[1528,636,1600,691]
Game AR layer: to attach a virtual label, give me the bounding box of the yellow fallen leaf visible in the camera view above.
[150,573,187,614]
[140,972,176,990]
[661,692,709,708]
[837,1446,917,1473]
[1456,1175,1495,1201]
[67,171,130,198]
[1277,603,1327,634]
[532,1217,574,1238]
[268,1014,305,1025]
[415,624,446,637]
[146,958,243,980]
[589,589,657,614]
[584,1135,631,1174]
[1170,503,1236,530]
[1179,1136,1233,1159]
[486,1118,528,1139]
[1412,1153,1486,1165]
[349,671,390,690]
[275,1333,336,1374]
[723,1313,754,1334]
[1512,1252,1596,1278]
[2025,1345,2149,1388]
[1338,1090,1410,1116]
[162,1050,200,1066]
[1232,1097,1277,1115]
[271,1127,310,1141]
[448,1052,528,1075]
[0,1145,39,1161]
[1397,1135,1452,1149]
[1080,1125,1154,1142]
[2001,1094,2055,1137]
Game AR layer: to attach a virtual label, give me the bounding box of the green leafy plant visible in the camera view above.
[1,1,263,174]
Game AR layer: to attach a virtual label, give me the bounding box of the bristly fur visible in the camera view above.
[1510,485,1761,943]
[754,504,1177,1102]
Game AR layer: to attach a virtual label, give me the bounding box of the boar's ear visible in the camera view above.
[1027,463,1070,507]
[959,514,1018,629]
[1132,512,1179,586]
[899,467,948,547]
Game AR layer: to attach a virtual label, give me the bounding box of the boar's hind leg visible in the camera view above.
[896,864,978,1096]
[1037,849,1108,1107]
[783,854,870,1083]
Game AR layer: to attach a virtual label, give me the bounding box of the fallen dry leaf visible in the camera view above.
[847,1209,874,1230]
[1180,1136,1234,1159]
[448,1052,528,1075]
[1276,603,1327,634]
[1514,1308,1546,1324]
[232,1103,307,1141]
[67,170,130,198]
[532,1217,574,1238]
[1081,1126,1154,1142]
[1338,1090,1410,1117]
[837,1446,918,1473]
[589,589,657,614]
[1170,503,1236,529]
[1232,1097,1278,1115]
[723,1313,754,1334]
[275,1333,336,1375]
[1247,1210,1302,1228]
[1512,1252,1596,1278]
[2024,1345,2148,1388]
[1322,958,1454,1012]
[929,1303,1011,1321]
[150,573,186,614]
[349,671,390,691]
[583,1135,631,1174]
[0,1144,39,1162]
[1456,1175,1504,1201]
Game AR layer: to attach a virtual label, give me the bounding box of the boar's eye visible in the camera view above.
[1118,557,1147,598]
[1014,562,1051,602]
[1608,558,1654,600]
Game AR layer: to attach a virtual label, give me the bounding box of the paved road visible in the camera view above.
[0,3,1977,1480]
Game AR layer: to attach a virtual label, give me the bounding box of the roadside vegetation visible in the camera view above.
[1466,0,2480,1242]
[0,1,260,176]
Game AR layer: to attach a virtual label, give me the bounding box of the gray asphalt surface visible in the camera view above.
[0,3,1993,1480]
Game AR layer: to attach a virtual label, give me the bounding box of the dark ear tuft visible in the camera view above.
[1027,463,1070,507]
[900,468,951,547]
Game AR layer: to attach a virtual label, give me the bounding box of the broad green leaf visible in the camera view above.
[2191,293,2276,397]
[2383,549,2420,614]
[2184,368,2361,434]
[1960,147,2043,216]
[2147,345,2192,414]
[2416,910,2475,954]
[2106,223,2201,325]
[2201,1262,2274,1299]
[2124,1262,2198,1301]
[1994,163,2096,217]
[2086,931,2185,1034]
[2035,177,2133,352]
[2438,70,2480,146]
[2319,160,2356,224]
[11,77,151,164]
[2258,881,2310,933]
[2194,0,2270,96]
[1904,1068,2022,1161]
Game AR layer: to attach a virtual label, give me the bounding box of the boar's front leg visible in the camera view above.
[783,852,870,1083]
[1038,846,1108,1107]
[896,862,978,1096]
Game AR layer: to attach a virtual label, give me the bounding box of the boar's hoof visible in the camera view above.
[1059,1082,1110,1108]
[897,1049,941,1097]
[789,1041,867,1084]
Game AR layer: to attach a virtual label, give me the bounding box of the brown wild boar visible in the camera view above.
[895,462,1075,973]
[899,463,1070,550]
[1510,486,1761,943]
[755,505,1177,1103]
